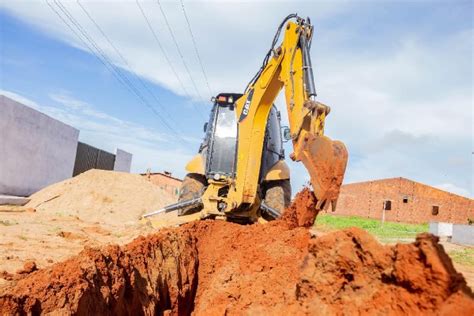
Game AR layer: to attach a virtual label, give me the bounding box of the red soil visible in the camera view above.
[0,230,198,315]
[280,187,319,228]
[1,189,473,315]
[15,261,37,274]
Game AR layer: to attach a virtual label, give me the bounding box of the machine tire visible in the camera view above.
[178,173,207,215]
[262,179,291,220]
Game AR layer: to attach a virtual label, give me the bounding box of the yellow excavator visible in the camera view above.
[144,14,348,225]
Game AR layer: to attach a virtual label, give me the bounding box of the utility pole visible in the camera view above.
[381,201,386,226]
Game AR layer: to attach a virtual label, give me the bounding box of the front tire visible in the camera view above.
[178,173,207,215]
[262,179,291,220]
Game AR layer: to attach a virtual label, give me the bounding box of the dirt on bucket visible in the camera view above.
[1,189,473,315]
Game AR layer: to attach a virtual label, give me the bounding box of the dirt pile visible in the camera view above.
[189,220,310,314]
[0,170,176,277]
[1,190,473,315]
[0,229,198,315]
[26,169,175,224]
[295,230,473,315]
[280,187,319,228]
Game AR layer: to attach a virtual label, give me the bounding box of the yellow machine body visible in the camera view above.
[146,15,348,226]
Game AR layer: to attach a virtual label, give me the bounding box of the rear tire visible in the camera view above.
[262,179,291,220]
[178,173,207,215]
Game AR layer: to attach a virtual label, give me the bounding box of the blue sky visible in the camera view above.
[1,9,202,138]
[0,1,472,197]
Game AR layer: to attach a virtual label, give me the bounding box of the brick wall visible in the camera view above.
[333,177,473,224]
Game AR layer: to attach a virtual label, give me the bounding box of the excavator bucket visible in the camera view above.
[299,135,348,211]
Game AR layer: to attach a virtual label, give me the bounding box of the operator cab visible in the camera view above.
[200,93,286,181]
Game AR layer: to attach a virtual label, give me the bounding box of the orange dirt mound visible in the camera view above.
[296,229,474,315]
[280,187,319,228]
[1,190,473,315]
[0,230,198,315]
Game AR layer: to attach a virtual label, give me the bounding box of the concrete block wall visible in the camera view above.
[334,177,473,224]
[429,222,453,237]
[0,95,79,196]
[114,149,132,172]
[452,224,474,246]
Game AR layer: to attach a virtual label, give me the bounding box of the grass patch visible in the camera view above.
[448,248,474,267]
[315,214,428,243]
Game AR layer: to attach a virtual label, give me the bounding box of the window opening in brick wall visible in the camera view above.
[432,205,439,216]
[403,197,408,203]
[384,200,392,211]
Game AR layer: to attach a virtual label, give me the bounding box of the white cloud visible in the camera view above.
[1,1,472,196]
[49,92,123,123]
[0,1,353,100]
[435,183,471,198]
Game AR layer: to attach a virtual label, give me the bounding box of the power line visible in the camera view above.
[135,0,206,120]
[156,0,208,106]
[179,0,212,97]
[76,0,180,128]
[46,0,188,144]
[46,1,126,92]
[55,0,181,136]
[135,0,188,97]
[55,0,150,112]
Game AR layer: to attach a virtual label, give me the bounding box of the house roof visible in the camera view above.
[342,177,472,201]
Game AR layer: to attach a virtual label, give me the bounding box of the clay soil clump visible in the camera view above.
[280,187,320,228]
[1,189,473,315]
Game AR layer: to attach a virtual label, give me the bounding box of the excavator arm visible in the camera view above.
[143,15,348,223]
[229,14,348,212]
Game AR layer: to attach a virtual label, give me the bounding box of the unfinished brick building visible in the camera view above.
[142,170,182,199]
[333,177,473,224]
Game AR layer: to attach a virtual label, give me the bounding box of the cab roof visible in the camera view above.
[215,93,243,106]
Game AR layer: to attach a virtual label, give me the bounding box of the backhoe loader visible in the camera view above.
[144,14,348,225]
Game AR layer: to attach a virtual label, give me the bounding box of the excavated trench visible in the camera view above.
[0,229,199,315]
[1,189,473,315]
